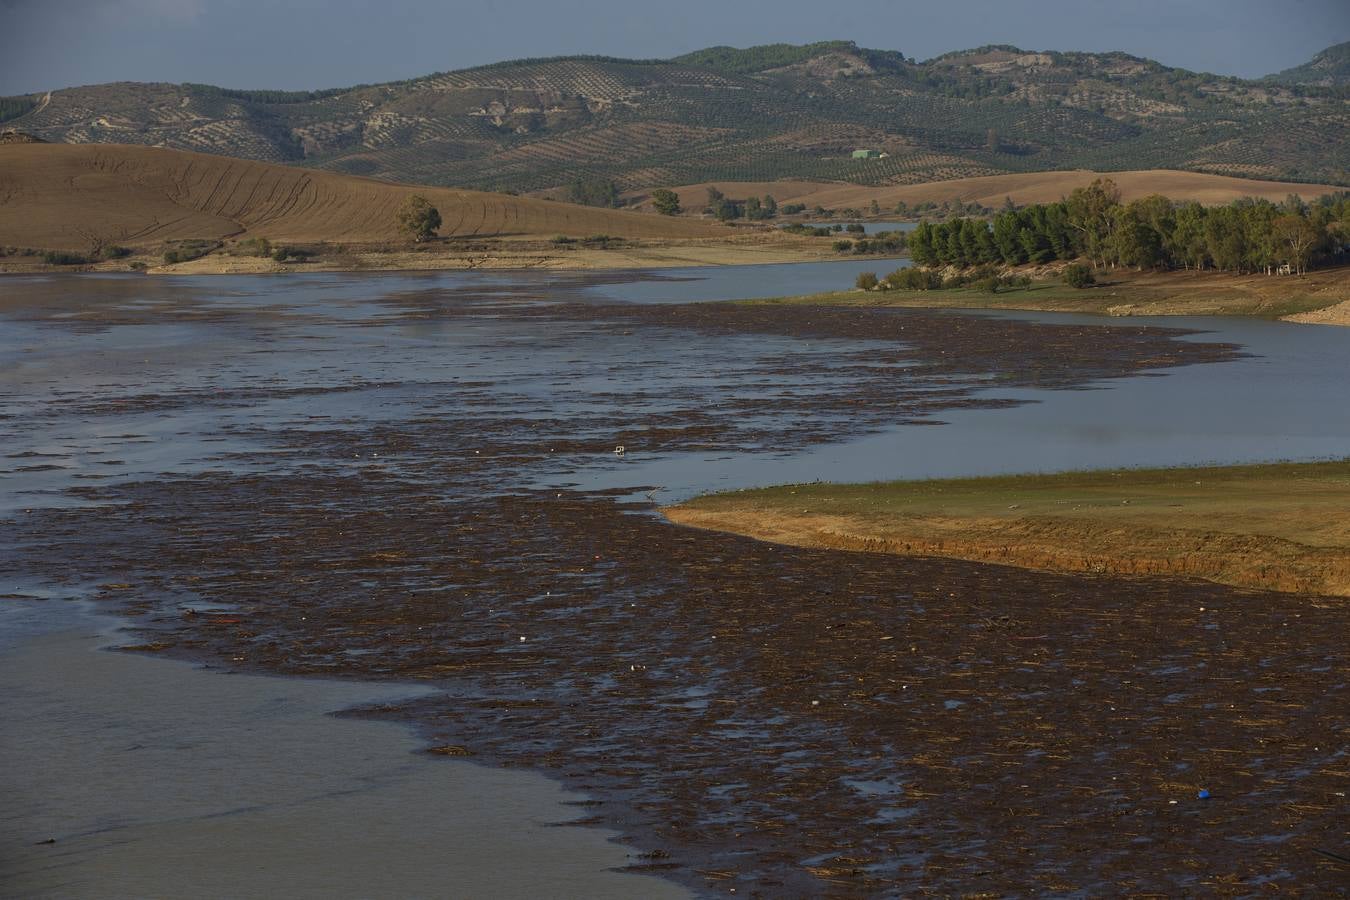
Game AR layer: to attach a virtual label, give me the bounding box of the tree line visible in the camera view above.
[705,187,778,221]
[908,179,1349,276]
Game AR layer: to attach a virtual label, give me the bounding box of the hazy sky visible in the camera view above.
[1,0,1347,95]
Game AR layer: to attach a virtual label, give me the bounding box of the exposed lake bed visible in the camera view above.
[4,263,1348,895]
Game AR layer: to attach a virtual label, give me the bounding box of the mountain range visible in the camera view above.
[3,40,1347,194]
[1263,40,1350,88]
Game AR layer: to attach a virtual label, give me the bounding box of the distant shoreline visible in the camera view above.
[738,263,1350,327]
[6,253,1348,327]
[0,237,859,277]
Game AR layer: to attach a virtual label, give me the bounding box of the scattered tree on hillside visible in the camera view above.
[702,186,775,221]
[736,194,777,221]
[713,198,743,221]
[651,188,682,216]
[566,178,620,208]
[396,195,441,242]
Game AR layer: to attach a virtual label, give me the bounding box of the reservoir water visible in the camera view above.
[3,261,1348,895]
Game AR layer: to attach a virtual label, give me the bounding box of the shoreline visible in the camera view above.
[664,460,1350,598]
[152,238,848,274]
[10,251,1346,328]
[0,235,853,278]
[741,264,1350,326]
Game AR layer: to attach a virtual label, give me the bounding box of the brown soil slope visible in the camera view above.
[649,169,1343,213]
[0,143,723,250]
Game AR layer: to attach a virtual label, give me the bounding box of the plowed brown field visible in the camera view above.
[649,169,1343,213]
[0,143,724,250]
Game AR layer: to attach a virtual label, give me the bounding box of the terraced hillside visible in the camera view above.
[0,143,723,251]
[3,41,1347,192]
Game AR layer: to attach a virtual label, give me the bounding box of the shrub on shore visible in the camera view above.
[235,237,272,257]
[1064,263,1096,288]
[782,224,836,237]
[42,250,88,265]
[162,240,218,264]
[884,267,943,290]
[271,245,314,263]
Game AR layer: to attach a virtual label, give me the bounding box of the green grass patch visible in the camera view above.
[686,459,1350,524]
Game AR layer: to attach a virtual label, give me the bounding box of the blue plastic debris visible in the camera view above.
[1197,789,1211,800]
